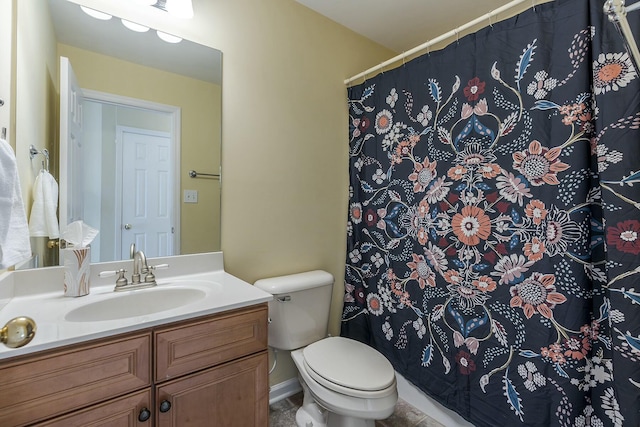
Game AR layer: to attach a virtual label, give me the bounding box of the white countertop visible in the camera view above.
[0,252,273,360]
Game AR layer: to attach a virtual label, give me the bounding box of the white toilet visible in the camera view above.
[255,270,398,427]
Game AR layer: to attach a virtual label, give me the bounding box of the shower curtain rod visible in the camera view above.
[605,0,640,70]
[344,0,536,85]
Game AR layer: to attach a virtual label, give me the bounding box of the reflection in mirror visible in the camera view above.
[81,95,179,262]
[20,0,222,267]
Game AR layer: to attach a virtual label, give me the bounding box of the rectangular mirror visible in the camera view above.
[18,0,222,267]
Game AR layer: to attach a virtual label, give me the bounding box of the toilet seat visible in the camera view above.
[302,337,396,399]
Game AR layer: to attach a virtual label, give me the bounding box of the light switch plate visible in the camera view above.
[184,189,198,203]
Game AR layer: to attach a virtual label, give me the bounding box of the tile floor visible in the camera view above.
[269,392,445,427]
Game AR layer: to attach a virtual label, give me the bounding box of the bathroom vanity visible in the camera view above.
[0,253,271,426]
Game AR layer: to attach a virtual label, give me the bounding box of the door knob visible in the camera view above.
[124,224,132,230]
[0,317,36,348]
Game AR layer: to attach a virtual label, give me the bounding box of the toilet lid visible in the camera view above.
[302,337,395,393]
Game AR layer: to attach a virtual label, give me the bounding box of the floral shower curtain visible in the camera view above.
[341,0,640,426]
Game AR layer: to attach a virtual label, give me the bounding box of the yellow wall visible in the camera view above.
[57,44,222,255]
[13,1,59,268]
[26,0,394,385]
[0,0,15,151]
[208,0,394,385]
[15,0,57,214]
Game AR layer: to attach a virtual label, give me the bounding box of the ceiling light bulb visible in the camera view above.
[164,0,194,19]
[157,31,183,44]
[80,6,112,21]
[121,19,150,33]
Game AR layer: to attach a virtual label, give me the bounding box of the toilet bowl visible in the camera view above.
[291,337,398,427]
[254,271,398,427]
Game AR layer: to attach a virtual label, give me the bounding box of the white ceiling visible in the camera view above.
[295,0,526,53]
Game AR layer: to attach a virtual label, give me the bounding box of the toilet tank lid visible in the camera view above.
[254,270,334,295]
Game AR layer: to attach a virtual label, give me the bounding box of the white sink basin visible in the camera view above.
[65,287,208,322]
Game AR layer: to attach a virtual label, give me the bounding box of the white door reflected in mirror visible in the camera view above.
[76,92,180,263]
[59,56,84,240]
[118,126,175,260]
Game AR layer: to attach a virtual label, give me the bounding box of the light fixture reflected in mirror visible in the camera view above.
[164,0,194,19]
[156,31,182,43]
[80,0,195,21]
[121,19,150,33]
[78,3,189,44]
[80,6,112,21]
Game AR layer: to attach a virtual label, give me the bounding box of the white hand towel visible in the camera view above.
[29,169,60,239]
[0,138,32,269]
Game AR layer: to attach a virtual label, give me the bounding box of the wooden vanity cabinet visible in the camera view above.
[154,304,269,426]
[0,303,268,427]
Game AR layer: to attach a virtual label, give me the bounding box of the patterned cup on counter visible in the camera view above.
[63,246,91,297]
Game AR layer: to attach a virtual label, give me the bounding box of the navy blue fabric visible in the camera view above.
[341,1,640,426]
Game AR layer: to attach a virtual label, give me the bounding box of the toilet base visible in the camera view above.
[294,371,388,427]
[296,377,376,427]
[295,399,377,427]
[296,405,327,427]
[296,376,327,427]
[326,412,375,427]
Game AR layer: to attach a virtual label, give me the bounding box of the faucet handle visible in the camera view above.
[99,269,129,290]
[144,263,169,284]
[149,263,169,270]
[98,269,120,277]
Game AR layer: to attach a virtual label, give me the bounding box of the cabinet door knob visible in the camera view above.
[159,400,172,413]
[138,408,151,422]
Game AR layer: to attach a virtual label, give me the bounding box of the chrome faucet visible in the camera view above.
[132,248,149,284]
[99,244,169,292]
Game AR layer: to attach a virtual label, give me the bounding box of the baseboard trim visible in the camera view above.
[269,378,302,405]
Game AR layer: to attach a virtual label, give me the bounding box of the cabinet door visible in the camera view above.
[156,352,268,427]
[33,389,153,427]
[0,333,151,426]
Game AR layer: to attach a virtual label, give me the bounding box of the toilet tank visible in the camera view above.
[254,270,334,351]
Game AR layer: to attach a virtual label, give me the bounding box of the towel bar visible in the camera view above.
[189,170,220,179]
